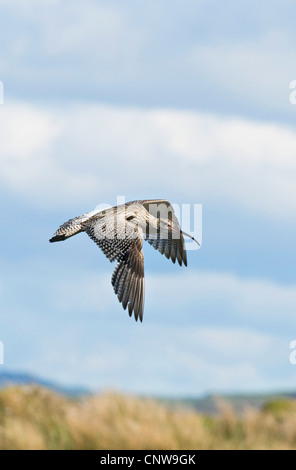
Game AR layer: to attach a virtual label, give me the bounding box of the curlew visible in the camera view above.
[50,199,199,322]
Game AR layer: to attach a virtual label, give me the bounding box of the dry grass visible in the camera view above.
[0,385,296,450]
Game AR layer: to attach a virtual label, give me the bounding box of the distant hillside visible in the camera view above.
[0,371,89,397]
[156,391,296,416]
[1,370,296,415]
[166,391,296,415]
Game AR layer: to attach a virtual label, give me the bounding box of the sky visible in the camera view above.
[0,0,296,397]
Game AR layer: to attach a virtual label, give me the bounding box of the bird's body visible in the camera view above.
[50,199,199,321]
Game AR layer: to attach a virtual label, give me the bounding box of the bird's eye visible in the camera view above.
[126,215,134,221]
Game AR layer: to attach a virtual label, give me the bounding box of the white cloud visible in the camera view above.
[0,103,94,199]
[148,270,296,325]
[40,2,139,62]
[0,0,141,68]
[1,101,296,217]
[1,0,295,122]
[0,103,59,158]
[187,29,295,110]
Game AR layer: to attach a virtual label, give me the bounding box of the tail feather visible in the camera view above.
[49,216,85,243]
[49,209,101,243]
[49,234,68,243]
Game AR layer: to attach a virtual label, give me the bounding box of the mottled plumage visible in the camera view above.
[50,199,199,322]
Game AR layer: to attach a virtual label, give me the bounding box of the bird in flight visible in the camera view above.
[50,199,199,322]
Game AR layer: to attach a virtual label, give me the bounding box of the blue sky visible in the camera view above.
[0,0,296,397]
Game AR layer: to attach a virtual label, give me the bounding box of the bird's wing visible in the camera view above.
[146,227,187,267]
[85,212,136,262]
[140,199,187,267]
[85,216,145,321]
[111,237,145,322]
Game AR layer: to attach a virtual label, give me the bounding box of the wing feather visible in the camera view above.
[111,237,145,322]
[83,210,145,321]
[141,200,188,267]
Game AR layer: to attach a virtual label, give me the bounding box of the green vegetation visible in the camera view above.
[0,385,296,450]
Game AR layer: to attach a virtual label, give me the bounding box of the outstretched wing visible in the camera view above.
[140,199,187,267]
[85,215,145,321]
[111,238,145,322]
[146,227,187,267]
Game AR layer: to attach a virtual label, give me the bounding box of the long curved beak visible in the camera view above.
[181,230,200,246]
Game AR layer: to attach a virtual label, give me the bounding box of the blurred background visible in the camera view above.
[0,0,296,400]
